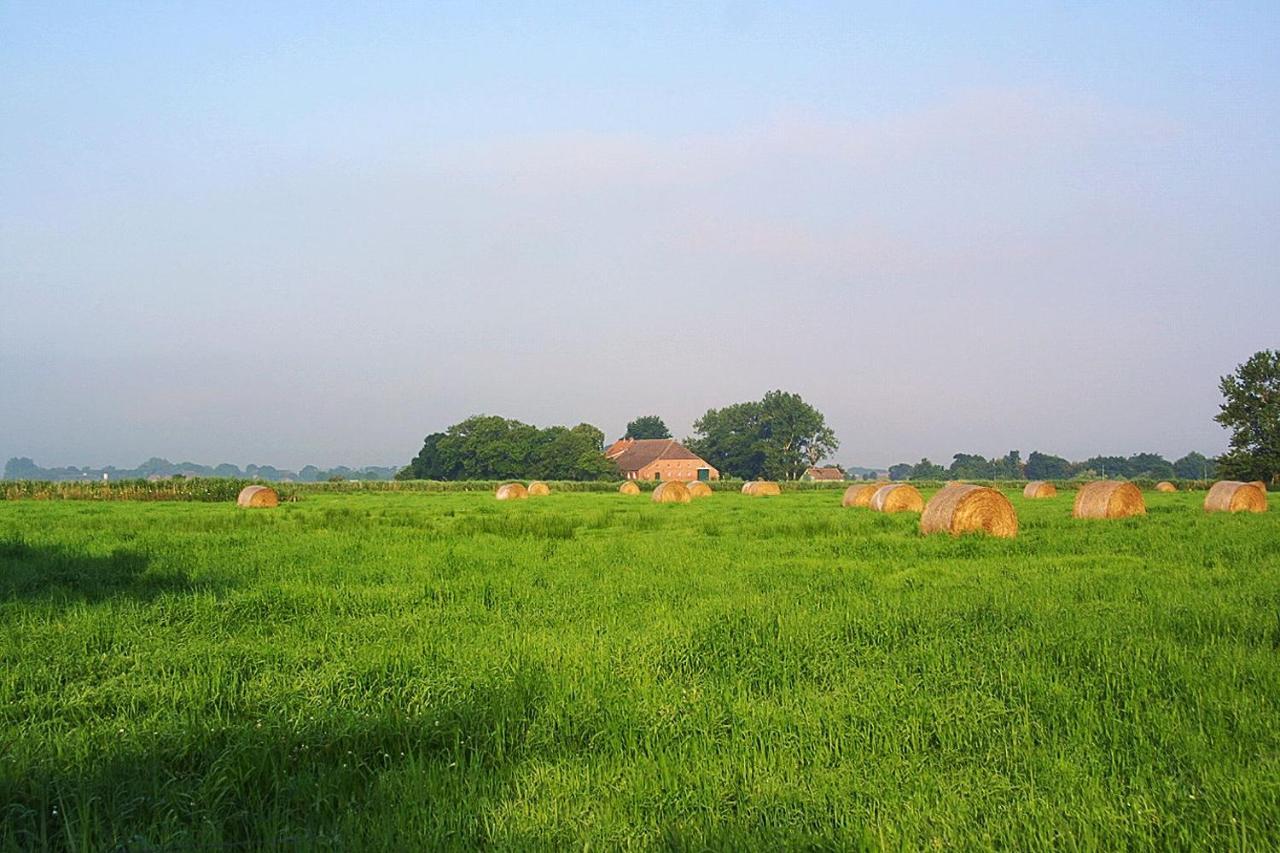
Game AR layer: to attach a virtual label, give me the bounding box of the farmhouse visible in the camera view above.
[802,466,844,482]
[605,438,719,482]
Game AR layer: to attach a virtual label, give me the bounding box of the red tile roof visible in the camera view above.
[608,438,706,473]
[805,466,844,480]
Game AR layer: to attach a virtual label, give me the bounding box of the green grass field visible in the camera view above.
[2,489,1277,850]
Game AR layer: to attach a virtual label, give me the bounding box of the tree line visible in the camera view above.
[399,351,1278,485]
[2,457,399,483]
[399,391,838,481]
[884,450,1217,482]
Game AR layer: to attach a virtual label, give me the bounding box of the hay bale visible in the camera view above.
[527,481,551,497]
[1204,481,1267,513]
[1023,481,1057,499]
[619,481,641,495]
[869,484,924,513]
[1154,481,1177,493]
[686,480,713,498]
[1250,480,1268,493]
[920,484,1018,538]
[495,483,528,501]
[743,481,781,497]
[1073,481,1146,519]
[652,481,692,503]
[841,483,879,508]
[236,485,278,508]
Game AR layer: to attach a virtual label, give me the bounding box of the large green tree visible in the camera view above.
[401,416,614,480]
[688,391,838,480]
[1215,350,1280,484]
[623,415,671,440]
[1025,451,1070,480]
[910,458,946,480]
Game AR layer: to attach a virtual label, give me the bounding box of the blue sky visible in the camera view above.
[2,2,1278,469]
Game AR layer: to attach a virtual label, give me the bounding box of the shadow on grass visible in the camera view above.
[0,538,216,605]
[1,661,551,851]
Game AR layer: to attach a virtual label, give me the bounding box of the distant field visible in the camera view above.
[1,490,1277,849]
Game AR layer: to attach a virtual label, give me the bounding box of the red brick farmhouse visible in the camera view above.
[605,438,719,482]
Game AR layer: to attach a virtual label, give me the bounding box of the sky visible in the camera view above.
[2,1,1278,470]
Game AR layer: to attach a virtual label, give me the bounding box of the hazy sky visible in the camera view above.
[3,2,1277,469]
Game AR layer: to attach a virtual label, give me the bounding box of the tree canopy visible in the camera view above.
[623,415,671,440]
[399,416,615,481]
[1215,350,1280,485]
[687,391,838,480]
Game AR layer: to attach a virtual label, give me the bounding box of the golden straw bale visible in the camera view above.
[869,484,924,513]
[619,481,641,495]
[236,485,278,508]
[495,483,528,501]
[686,481,713,498]
[1204,481,1267,513]
[1023,481,1057,499]
[527,481,551,497]
[842,483,880,508]
[743,481,781,497]
[1250,480,1268,493]
[1073,481,1146,519]
[920,484,1018,538]
[741,482,755,494]
[652,481,692,503]
[1154,481,1177,492]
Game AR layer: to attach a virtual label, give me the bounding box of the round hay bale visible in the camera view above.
[841,483,879,508]
[1023,481,1057,499]
[686,480,713,498]
[1249,480,1268,493]
[1154,481,1177,493]
[1073,481,1146,519]
[869,484,924,513]
[527,481,551,497]
[618,481,641,495]
[652,481,692,503]
[741,482,754,494]
[1204,481,1267,513]
[743,481,781,497]
[236,485,278,508]
[495,483,528,501]
[920,484,1018,538]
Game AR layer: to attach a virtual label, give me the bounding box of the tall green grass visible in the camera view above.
[1,490,1276,849]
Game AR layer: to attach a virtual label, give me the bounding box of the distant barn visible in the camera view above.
[801,466,844,482]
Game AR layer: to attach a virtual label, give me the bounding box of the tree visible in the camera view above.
[687,402,768,480]
[888,463,913,481]
[624,415,671,440]
[1173,452,1215,480]
[403,432,455,480]
[910,458,946,480]
[1125,453,1174,479]
[402,417,615,481]
[533,423,615,480]
[948,453,995,480]
[992,450,1023,479]
[688,390,839,480]
[1025,451,1070,480]
[1215,350,1280,485]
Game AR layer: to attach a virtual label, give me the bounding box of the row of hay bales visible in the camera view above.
[495,481,552,500]
[236,479,1269,525]
[837,479,1270,539]
[844,482,1019,538]
[622,479,783,503]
